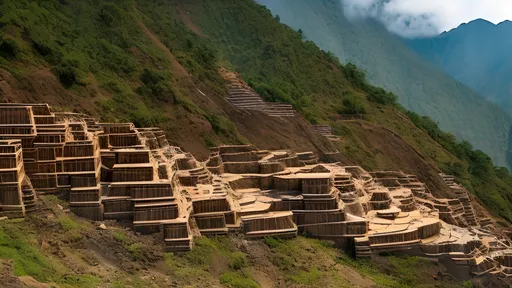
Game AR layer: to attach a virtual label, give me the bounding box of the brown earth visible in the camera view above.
[0,68,98,115]
[341,120,454,198]
[0,261,23,288]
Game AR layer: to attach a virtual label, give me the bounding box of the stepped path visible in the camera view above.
[223,72,295,117]
[226,84,267,111]
[312,124,342,142]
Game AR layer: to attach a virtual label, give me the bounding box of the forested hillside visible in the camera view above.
[406,19,512,115]
[255,0,512,169]
[0,0,512,286]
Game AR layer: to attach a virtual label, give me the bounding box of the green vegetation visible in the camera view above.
[0,218,101,287]
[58,274,103,288]
[0,204,467,288]
[0,0,245,147]
[289,268,322,286]
[263,236,464,288]
[228,252,249,270]
[220,271,260,288]
[406,110,512,221]
[142,0,512,222]
[0,0,509,224]
[256,0,512,169]
[58,215,80,231]
[113,230,144,261]
[0,0,509,285]
[164,237,259,287]
[0,222,53,282]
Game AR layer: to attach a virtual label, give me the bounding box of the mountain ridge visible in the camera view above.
[406,16,512,119]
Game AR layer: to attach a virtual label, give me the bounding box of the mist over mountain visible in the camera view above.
[339,0,512,38]
[405,19,512,114]
[255,0,512,168]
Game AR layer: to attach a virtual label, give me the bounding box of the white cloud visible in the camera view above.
[341,0,512,37]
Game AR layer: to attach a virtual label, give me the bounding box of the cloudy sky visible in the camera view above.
[342,0,512,37]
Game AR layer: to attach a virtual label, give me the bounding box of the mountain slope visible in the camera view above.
[255,0,512,169]
[405,19,512,113]
[0,0,512,286]
[1,0,512,222]
[143,0,512,222]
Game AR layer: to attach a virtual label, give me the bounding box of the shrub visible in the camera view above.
[220,271,259,288]
[367,87,397,105]
[251,81,293,104]
[99,4,123,27]
[58,216,79,231]
[263,237,281,248]
[53,54,89,87]
[32,39,62,64]
[0,37,19,59]
[128,243,142,261]
[289,268,322,285]
[140,68,166,86]
[340,93,366,114]
[136,69,175,102]
[229,252,248,270]
[344,63,367,89]
[113,232,129,244]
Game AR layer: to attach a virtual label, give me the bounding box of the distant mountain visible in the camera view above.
[255,0,512,168]
[405,19,512,114]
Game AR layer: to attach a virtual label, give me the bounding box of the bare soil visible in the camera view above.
[343,120,455,199]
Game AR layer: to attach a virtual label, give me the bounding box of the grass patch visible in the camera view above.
[289,268,322,286]
[228,252,248,270]
[220,271,260,288]
[112,230,144,261]
[127,243,143,261]
[0,224,54,282]
[57,274,102,288]
[112,276,154,288]
[164,237,257,286]
[263,237,281,249]
[113,231,129,244]
[58,215,79,231]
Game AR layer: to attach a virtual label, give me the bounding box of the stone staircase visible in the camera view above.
[21,177,37,213]
[264,103,295,117]
[312,125,342,142]
[439,173,479,227]
[312,125,333,136]
[227,85,267,111]
[226,84,295,117]
[456,190,478,226]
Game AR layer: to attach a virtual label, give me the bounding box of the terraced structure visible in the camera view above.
[0,103,511,285]
[224,71,295,117]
